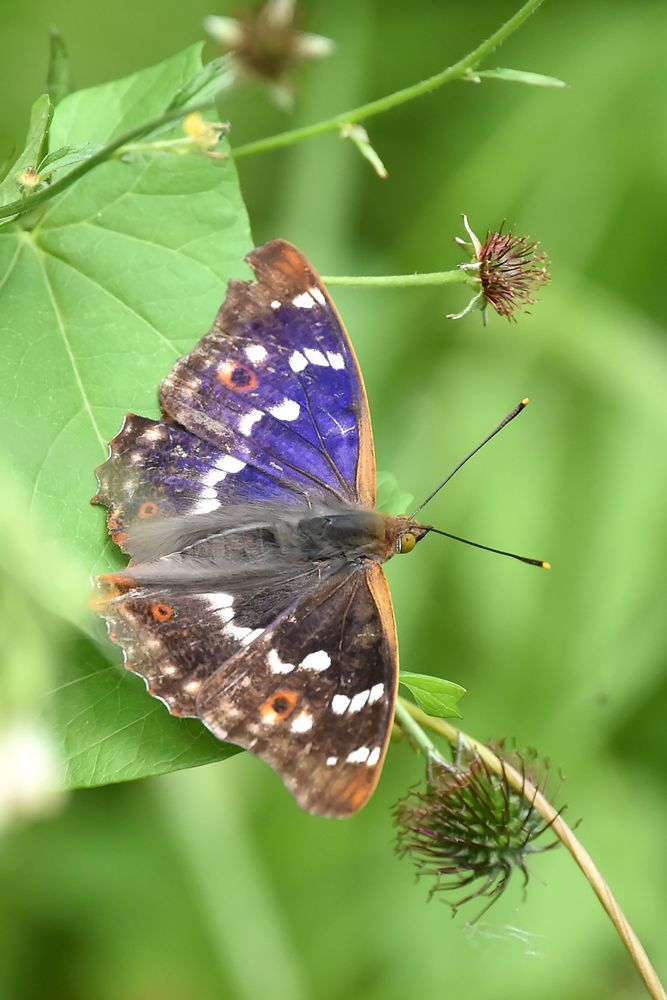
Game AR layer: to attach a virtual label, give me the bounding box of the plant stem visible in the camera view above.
[321,270,476,288]
[396,697,667,1000]
[233,0,546,159]
[394,700,439,757]
[0,99,216,226]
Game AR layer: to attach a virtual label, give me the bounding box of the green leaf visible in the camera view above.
[47,26,71,106]
[53,630,239,789]
[399,672,466,719]
[471,67,568,88]
[0,46,253,788]
[39,144,103,178]
[170,54,236,109]
[376,471,413,516]
[49,44,205,147]
[0,93,52,208]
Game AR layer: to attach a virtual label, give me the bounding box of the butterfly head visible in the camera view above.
[384,515,431,558]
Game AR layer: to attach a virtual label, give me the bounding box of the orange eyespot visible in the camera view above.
[217,361,259,393]
[151,603,174,622]
[138,501,159,518]
[398,531,416,554]
[260,689,298,723]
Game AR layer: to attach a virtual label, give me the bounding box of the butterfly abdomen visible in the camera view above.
[121,507,395,589]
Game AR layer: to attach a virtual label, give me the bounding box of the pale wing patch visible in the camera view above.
[192,497,220,514]
[245,344,267,364]
[290,711,313,734]
[331,694,350,715]
[326,351,345,370]
[218,454,247,473]
[292,291,315,309]
[289,350,308,373]
[269,398,300,421]
[239,409,264,435]
[368,683,384,704]
[303,348,328,367]
[268,648,295,674]
[299,650,331,672]
[348,689,370,713]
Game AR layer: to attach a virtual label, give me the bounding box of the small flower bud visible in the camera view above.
[16,165,45,192]
[182,112,230,155]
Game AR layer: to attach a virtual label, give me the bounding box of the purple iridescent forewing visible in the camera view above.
[159,240,376,508]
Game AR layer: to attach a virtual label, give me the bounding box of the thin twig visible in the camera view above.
[233,0,546,159]
[0,99,216,226]
[321,270,476,288]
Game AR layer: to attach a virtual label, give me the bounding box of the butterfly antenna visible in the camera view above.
[410,398,530,518]
[426,527,550,569]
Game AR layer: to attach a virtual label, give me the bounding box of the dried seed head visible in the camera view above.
[478,228,550,321]
[394,745,563,919]
[448,215,550,323]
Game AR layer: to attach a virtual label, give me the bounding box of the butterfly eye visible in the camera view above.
[398,532,416,554]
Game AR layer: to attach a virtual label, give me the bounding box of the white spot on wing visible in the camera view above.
[327,351,345,370]
[347,746,370,764]
[300,650,331,672]
[143,426,166,441]
[184,680,201,694]
[270,299,281,310]
[268,649,295,674]
[192,497,220,514]
[310,286,326,306]
[293,291,315,309]
[290,711,313,734]
[269,398,300,421]
[199,483,220,497]
[245,344,267,364]
[366,746,381,767]
[368,683,384,705]
[331,694,350,715]
[242,627,264,646]
[348,689,370,713]
[289,350,308,373]
[326,756,338,767]
[224,622,252,641]
[201,467,226,491]
[304,348,328,366]
[206,592,233,609]
[204,593,234,622]
[239,409,263,435]
[217,454,246,473]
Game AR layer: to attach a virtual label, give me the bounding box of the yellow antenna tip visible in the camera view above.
[541,561,552,570]
[521,397,530,407]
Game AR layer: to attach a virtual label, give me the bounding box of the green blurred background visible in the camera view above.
[2,1,666,997]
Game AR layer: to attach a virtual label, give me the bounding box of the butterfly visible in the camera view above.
[92,240,546,818]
